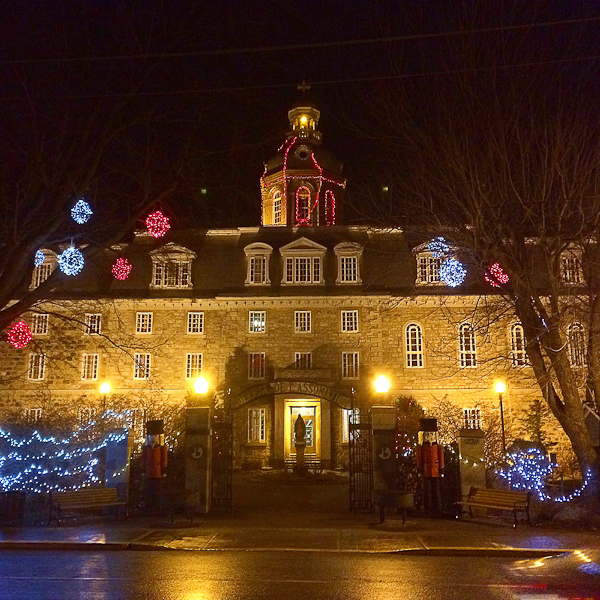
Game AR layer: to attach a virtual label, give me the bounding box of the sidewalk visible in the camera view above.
[1,470,598,556]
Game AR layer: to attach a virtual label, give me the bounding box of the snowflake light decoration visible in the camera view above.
[7,321,33,349]
[145,211,170,238]
[111,258,132,280]
[58,246,84,276]
[440,258,467,287]
[485,262,509,287]
[70,199,93,224]
[428,236,450,258]
[34,250,45,267]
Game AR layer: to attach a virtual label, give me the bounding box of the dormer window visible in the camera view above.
[334,243,363,284]
[150,243,196,289]
[280,238,326,285]
[30,250,57,289]
[560,246,583,285]
[244,243,273,286]
[413,242,446,285]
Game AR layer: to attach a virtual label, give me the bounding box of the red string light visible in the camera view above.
[485,262,509,287]
[325,190,336,225]
[112,258,132,280]
[145,211,170,238]
[7,321,33,349]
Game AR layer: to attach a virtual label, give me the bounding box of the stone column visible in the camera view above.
[185,406,213,514]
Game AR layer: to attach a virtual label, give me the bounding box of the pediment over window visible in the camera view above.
[243,242,273,256]
[150,243,196,260]
[280,237,327,255]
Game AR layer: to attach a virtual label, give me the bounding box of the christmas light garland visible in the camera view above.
[145,211,170,238]
[34,250,45,267]
[440,258,467,287]
[70,198,93,224]
[111,257,132,280]
[428,237,450,258]
[485,262,509,287]
[58,246,85,276]
[7,321,33,349]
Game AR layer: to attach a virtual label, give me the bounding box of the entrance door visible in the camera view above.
[284,399,321,460]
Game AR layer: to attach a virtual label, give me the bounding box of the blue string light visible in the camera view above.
[34,250,45,267]
[440,258,467,287]
[70,198,93,224]
[428,236,450,258]
[58,246,84,276]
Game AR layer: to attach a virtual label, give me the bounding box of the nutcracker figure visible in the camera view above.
[143,420,168,511]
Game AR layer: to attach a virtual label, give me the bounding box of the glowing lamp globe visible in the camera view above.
[145,211,170,238]
[374,375,391,394]
[194,376,209,395]
[7,321,33,349]
[495,381,506,394]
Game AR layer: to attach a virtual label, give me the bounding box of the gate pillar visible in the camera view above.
[185,406,212,514]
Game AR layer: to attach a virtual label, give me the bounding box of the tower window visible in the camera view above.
[459,323,477,368]
[296,187,311,224]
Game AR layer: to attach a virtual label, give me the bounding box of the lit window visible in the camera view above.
[248,352,266,380]
[568,322,586,367]
[28,353,46,380]
[561,248,583,284]
[294,311,312,333]
[341,310,359,333]
[187,312,204,334]
[417,255,441,284]
[459,323,477,368]
[296,187,311,223]
[186,353,203,379]
[248,408,266,443]
[405,323,424,368]
[23,408,42,422]
[340,257,358,283]
[463,408,481,430]
[510,323,528,366]
[335,243,363,284]
[283,257,322,284]
[133,353,151,379]
[81,354,99,380]
[78,408,97,426]
[244,243,273,285]
[249,311,266,333]
[342,352,359,379]
[273,190,282,225]
[150,243,196,289]
[31,314,49,335]
[136,312,153,334]
[85,314,102,335]
[295,352,312,369]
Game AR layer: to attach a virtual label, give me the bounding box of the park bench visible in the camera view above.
[456,486,531,527]
[49,487,127,525]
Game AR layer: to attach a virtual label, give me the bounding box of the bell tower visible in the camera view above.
[261,83,346,227]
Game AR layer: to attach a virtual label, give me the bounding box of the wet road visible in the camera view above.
[0,550,566,600]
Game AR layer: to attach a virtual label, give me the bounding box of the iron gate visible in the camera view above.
[349,413,373,512]
[211,414,233,511]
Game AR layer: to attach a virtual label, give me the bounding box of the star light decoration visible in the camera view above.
[111,258,132,280]
[58,246,85,276]
[7,321,33,349]
[70,198,93,224]
[439,258,467,287]
[428,236,450,258]
[145,211,170,238]
[485,262,509,287]
[34,250,45,267]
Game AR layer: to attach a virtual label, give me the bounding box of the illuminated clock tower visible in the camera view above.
[260,84,346,227]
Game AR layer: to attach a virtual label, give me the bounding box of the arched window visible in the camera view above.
[324,190,335,225]
[568,322,586,367]
[296,187,311,223]
[405,323,424,368]
[459,323,477,368]
[510,323,528,366]
[272,190,282,225]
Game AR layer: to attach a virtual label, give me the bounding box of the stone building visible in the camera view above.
[1,99,579,469]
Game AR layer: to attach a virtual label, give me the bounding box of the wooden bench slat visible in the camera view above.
[49,487,127,525]
[455,486,531,527]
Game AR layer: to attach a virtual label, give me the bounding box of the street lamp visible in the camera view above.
[99,381,111,413]
[495,381,506,454]
[374,375,391,394]
[194,376,209,395]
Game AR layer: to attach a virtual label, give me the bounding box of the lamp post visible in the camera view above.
[495,381,506,454]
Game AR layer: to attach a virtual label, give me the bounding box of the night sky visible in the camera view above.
[2,0,599,230]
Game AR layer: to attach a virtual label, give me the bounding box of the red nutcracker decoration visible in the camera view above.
[143,420,168,511]
[417,418,444,514]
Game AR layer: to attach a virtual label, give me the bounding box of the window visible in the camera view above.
[23,408,42,422]
[295,352,312,369]
[273,191,282,225]
[561,248,583,284]
[510,323,528,366]
[134,353,151,379]
[341,408,359,443]
[30,251,57,289]
[249,311,266,333]
[248,408,266,443]
[28,353,46,380]
[568,322,586,368]
[459,323,477,368]
[280,238,326,285]
[405,323,424,368]
[186,353,203,379]
[78,408,97,426]
[248,352,266,380]
[294,311,312,333]
[85,314,102,335]
[81,354,99,380]
[335,243,363,284]
[296,187,311,223]
[463,408,482,430]
[150,243,196,289]
[31,314,49,335]
[341,310,359,333]
[244,243,273,285]
[342,352,359,379]
[136,312,153,334]
[187,312,204,334]
[417,255,441,284]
